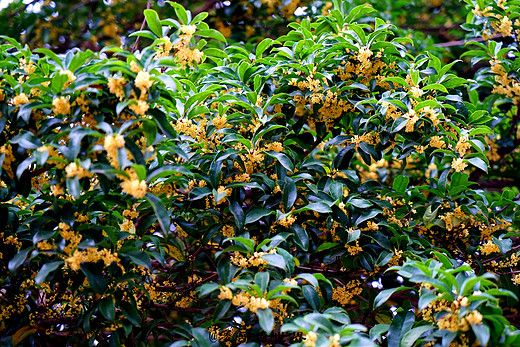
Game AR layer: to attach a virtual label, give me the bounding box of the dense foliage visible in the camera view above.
[1,0,520,346]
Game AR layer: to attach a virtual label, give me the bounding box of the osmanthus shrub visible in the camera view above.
[0,2,519,346]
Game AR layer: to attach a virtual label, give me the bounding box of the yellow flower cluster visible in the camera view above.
[65,247,119,271]
[276,214,297,228]
[37,240,56,251]
[221,225,235,238]
[218,286,233,300]
[422,295,483,333]
[230,249,277,268]
[472,3,518,38]
[11,93,29,106]
[172,25,203,66]
[480,240,500,255]
[231,291,271,313]
[215,185,232,204]
[61,70,77,87]
[410,86,424,98]
[212,114,229,129]
[121,176,148,199]
[0,144,15,178]
[303,331,318,347]
[156,36,173,58]
[52,96,71,115]
[104,134,125,168]
[20,57,36,74]
[455,136,471,156]
[59,222,82,255]
[405,109,419,132]
[65,162,91,179]
[289,75,322,92]
[135,70,154,97]
[129,99,149,116]
[332,280,363,305]
[451,158,467,172]
[430,135,445,149]
[345,239,362,255]
[108,77,125,100]
[489,59,520,105]
[512,274,520,286]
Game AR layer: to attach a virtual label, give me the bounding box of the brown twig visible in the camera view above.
[193,0,221,15]
[132,0,153,53]
[7,0,39,18]
[434,34,503,48]
[482,244,520,264]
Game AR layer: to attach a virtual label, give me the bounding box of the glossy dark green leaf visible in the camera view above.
[35,261,63,284]
[282,177,297,210]
[229,200,245,231]
[303,285,321,311]
[144,193,171,234]
[257,308,274,334]
[81,262,108,293]
[8,248,32,273]
[99,296,116,321]
[120,301,141,326]
[144,9,163,37]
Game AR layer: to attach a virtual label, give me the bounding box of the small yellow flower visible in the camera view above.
[11,93,30,106]
[65,162,91,179]
[121,179,147,199]
[129,99,149,116]
[52,96,71,115]
[451,158,467,172]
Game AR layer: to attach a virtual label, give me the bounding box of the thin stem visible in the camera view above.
[132,0,153,53]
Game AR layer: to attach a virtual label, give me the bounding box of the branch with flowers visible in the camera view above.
[1,1,520,346]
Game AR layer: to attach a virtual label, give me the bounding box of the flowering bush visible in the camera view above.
[1,1,520,346]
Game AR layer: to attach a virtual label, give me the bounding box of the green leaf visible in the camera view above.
[295,273,318,288]
[471,324,490,347]
[374,287,410,308]
[120,301,141,326]
[197,283,220,297]
[303,313,334,333]
[305,202,332,213]
[282,177,297,210]
[292,224,309,251]
[245,208,272,224]
[66,177,81,200]
[8,248,32,273]
[35,261,63,284]
[422,83,448,93]
[81,262,108,293]
[229,200,245,231]
[262,253,286,269]
[265,151,294,172]
[34,48,63,68]
[123,250,152,270]
[401,326,435,347]
[391,117,409,133]
[116,100,132,115]
[387,311,415,347]
[256,38,277,59]
[316,242,338,252]
[393,175,409,193]
[144,193,171,234]
[169,2,189,24]
[255,272,269,294]
[303,285,321,311]
[144,9,163,37]
[99,296,116,321]
[196,29,227,43]
[467,157,488,173]
[257,308,274,334]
